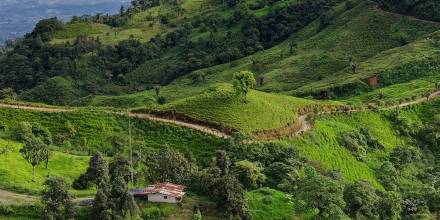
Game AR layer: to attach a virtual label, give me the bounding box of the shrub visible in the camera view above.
[390,146,421,168]
[141,207,167,220]
[0,88,17,100]
[189,71,206,84]
[345,0,356,10]
[157,96,167,105]
[339,128,384,161]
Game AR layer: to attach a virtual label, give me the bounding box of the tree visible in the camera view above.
[232,71,256,102]
[264,162,299,192]
[289,41,297,54]
[377,161,398,191]
[211,174,250,219]
[390,146,421,168]
[343,180,380,219]
[109,154,132,183]
[92,182,111,220]
[233,160,266,189]
[109,176,138,219]
[73,152,109,189]
[119,5,125,16]
[378,191,402,220]
[20,137,49,181]
[147,148,192,184]
[215,150,231,176]
[10,121,34,142]
[154,85,161,97]
[41,177,75,220]
[190,70,206,84]
[298,171,346,219]
[42,145,52,169]
[107,133,128,154]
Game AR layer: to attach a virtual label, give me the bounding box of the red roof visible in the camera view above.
[144,183,186,198]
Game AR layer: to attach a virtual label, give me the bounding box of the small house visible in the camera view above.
[367,76,379,87]
[132,183,186,203]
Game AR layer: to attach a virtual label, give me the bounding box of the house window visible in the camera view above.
[164,196,168,199]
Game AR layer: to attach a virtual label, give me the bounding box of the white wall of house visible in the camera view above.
[147,193,180,203]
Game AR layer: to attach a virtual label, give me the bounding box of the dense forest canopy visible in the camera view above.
[375,0,440,21]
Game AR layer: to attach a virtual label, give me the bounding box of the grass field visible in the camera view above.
[0,139,91,195]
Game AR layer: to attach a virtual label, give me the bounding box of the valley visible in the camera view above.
[1,0,440,219]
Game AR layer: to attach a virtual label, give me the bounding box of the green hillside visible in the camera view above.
[1,0,440,219]
[0,108,226,162]
[87,0,440,109]
[138,83,341,133]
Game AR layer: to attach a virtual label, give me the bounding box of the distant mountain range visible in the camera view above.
[0,0,130,44]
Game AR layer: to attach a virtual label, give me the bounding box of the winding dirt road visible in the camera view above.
[1,91,439,204]
[0,90,439,141]
[0,103,230,139]
[0,189,37,205]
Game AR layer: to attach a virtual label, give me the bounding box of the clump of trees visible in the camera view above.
[83,153,139,219]
[339,128,384,161]
[375,0,440,22]
[298,167,346,219]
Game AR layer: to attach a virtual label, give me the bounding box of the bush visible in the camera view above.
[339,128,384,161]
[72,173,92,190]
[345,0,356,10]
[157,96,167,105]
[189,71,206,84]
[10,121,34,142]
[20,76,78,105]
[141,207,167,220]
[390,146,421,168]
[0,88,17,100]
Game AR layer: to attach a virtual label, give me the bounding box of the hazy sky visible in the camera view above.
[0,0,130,43]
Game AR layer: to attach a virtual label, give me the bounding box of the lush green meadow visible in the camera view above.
[0,139,90,195]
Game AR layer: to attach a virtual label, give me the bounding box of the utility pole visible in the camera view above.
[128,110,134,184]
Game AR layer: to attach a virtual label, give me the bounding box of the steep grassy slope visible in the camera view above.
[138,84,341,133]
[0,108,226,163]
[0,139,90,195]
[246,188,296,220]
[283,111,404,188]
